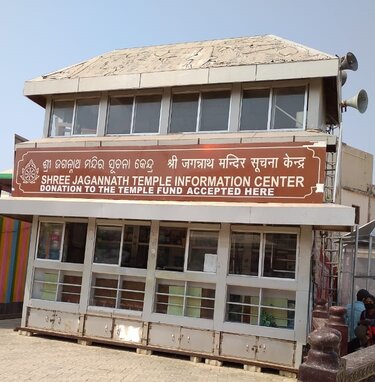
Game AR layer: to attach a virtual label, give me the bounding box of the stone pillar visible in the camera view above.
[326,306,348,356]
[312,299,329,319]
[298,327,345,382]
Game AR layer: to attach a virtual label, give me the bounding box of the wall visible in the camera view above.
[0,216,31,318]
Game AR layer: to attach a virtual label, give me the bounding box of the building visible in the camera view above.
[0,35,360,372]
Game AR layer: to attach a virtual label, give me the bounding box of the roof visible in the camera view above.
[24,35,339,105]
[0,197,354,229]
[40,35,336,80]
[343,219,375,242]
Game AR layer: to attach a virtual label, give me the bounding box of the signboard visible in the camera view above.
[13,142,326,203]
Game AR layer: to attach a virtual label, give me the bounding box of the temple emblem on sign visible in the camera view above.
[20,159,40,184]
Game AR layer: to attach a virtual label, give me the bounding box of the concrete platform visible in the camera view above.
[0,319,295,381]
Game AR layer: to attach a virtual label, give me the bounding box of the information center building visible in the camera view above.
[1,36,354,372]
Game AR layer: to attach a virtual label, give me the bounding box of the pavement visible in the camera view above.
[0,319,296,382]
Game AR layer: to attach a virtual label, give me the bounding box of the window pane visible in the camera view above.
[240,89,269,130]
[62,223,87,264]
[37,222,63,260]
[121,225,150,269]
[94,226,122,264]
[263,233,297,278]
[229,232,260,275]
[49,100,74,137]
[133,95,161,133]
[226,287,260,324]
[90,275,118,308]
[73,98,99,135]
[32,269,58,300]
[199,91,230,131]
[187,230,218,272]
[106,97,133,134]
[155,281,184,316]
[169,93,199,133]
[59,272,82,304]
[261,289,295,329]
[156,227,187,271]
[119,278,145,311]
[186,283,215,319]
[271,87,305,129]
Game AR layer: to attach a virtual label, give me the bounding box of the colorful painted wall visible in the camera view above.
[0,216,31,317]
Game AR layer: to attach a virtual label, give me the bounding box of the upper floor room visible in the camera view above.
[23,35,342,141]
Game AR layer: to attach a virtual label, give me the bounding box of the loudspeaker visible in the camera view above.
[340,70,347,86]
[341,89,368,113]
[340,52,358,71]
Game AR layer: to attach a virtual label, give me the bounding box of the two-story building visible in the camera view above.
[0,35,357,373]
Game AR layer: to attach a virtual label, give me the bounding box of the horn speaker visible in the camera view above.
[341,89,368,113]
[340,52,358,71]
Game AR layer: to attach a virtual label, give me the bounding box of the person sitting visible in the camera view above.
[354,294,375,348]
[346,288,369,352]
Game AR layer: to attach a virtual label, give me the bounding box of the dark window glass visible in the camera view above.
[62,223,87,263]
[169,93,199,133]
[229,232,260,275]
[187,231,219,272]
[37,222,63,260]
[107,97,133,134]
[94,226,122,264]
[121,225,150,269]
[49,101,74,137]
[272,87,305,129]
[199,91,230,131]
[156,227,187,271]
[73,98,99,135]
[133,95,161,133]
[240,89,270,130]
[263,233,297,278]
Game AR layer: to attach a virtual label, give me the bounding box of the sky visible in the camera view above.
[0,0,374,178]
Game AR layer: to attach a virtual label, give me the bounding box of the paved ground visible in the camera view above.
[0,319,296,382]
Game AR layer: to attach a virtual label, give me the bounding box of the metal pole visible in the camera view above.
[333,122,343,204]
[350,225,359,335]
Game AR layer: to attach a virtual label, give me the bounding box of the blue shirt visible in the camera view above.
[346,301,365,340]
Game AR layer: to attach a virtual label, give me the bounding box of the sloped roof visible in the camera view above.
[39,35,336,80]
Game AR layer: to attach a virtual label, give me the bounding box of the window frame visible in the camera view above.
[105,91,163,136]
[228,226,299,280]
[156,223,220,274]
[239,83,308,132]
[168,87,232,134]
[35,218,88,263]
[48,97,100,137]
[93,220,151,268]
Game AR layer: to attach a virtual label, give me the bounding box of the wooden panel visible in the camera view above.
[256,337,295,366]
[220,332,257,360]
[148,323,180,349]
[113,319,143,343]
[84,315,113,338]
[180,327,214,354]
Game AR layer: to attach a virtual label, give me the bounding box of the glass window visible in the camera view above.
[226,287,260,324]
[199,91,230,131]
[94,226,122,265]
[121,225,150,269]
[229,232,260,276]
[271,87,305,129]
[133,95,161,133]
[156,227,187,271]
[106,97,133,134]
[240,89,270,131]
[90,274,146,311]
[263,233,297,279]
[32,269,82,303]
[260,289,295,329]
[169,93,199,133]
[187,230,219,272]
[72,98,99,135]
[155,280,215,319]
[37,222,63,260]
[49,100,74,137]
[61,223,87,263]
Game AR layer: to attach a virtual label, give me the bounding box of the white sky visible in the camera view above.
[1,0,374,178]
